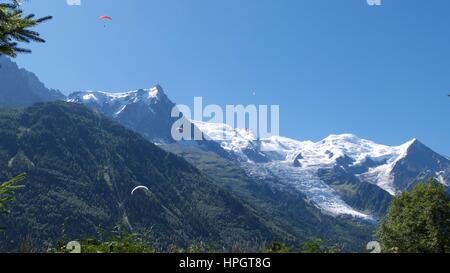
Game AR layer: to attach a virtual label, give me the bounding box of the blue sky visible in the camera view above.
[10,0,450,155]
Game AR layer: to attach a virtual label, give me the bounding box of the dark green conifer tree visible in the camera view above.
[0,1,51,57]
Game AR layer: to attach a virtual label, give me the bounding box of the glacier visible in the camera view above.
[192,120,428,219]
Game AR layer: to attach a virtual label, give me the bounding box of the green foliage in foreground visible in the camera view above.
[0,173,25,213]
[47,225,341,253]
[55,232,155,253]
[376,179,450,253]
[264,241,291,253]
[0,1,52,57]
[299,238,340,253]
[51,233,341,254]
[263,239,340,253]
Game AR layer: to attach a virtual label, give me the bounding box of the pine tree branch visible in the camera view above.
[0,1,52,57]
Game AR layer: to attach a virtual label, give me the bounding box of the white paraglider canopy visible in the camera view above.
[131,185,150,195]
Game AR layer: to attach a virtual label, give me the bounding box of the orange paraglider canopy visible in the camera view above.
[99,16,112,20]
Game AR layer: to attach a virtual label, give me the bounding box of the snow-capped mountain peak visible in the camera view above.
[68,85,177,143]
[194,122,417,169]
[69,85,167,110]
[193,121,448,218]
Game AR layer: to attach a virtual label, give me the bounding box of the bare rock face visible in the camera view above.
[0,56,66,107]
